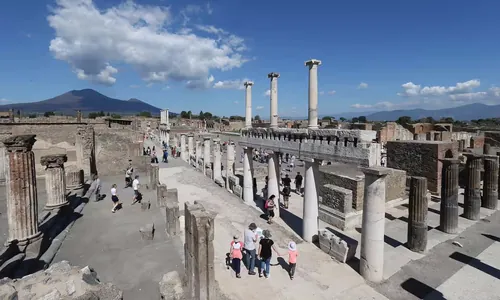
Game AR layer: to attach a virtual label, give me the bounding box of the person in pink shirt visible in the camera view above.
[288,241,298,279]
[230,235,244,278]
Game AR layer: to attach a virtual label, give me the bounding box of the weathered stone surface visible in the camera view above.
[140,223,155,240]
[66,169,84,190]
[42,154,69,210]
[166,201,180,237]
[0,261,123,299]
[233,185,243,198]
[159,271,185,300]
[141,201,151,211]
[318,229,356,263]
[76,125,97,179]
[156,184,168,207]
[320,184,352,213]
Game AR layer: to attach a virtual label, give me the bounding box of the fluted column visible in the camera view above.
[464,153,482,220]
[439,158,460,233]
[243,147,254,205]
[407,176,428,253]
[41,154,69,210]
[188,135,194,164]
[244,81,254,129]
[225,144,235,191]
[181,134,187,162]
[482,155,498,209]
[203,137,211,176]
[4,135,42,246]
[305,59,322,129]
[360,167,390,283]
[268,73,280,129]
[302,159,320,242]
[212,139,222,180]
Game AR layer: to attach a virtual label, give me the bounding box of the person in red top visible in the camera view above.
[288,241,298,279]
[229,235,244,278]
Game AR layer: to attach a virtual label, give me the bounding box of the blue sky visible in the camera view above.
[1,0,500,118]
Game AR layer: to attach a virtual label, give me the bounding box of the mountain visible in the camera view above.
[335,103,500,121]
[0,89,162,115]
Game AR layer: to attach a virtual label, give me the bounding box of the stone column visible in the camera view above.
[41,154,69,210]
[166,108,170,126]
[212,139,222,180]
[267,151,280,218]
[75,125,96,179]
[203,137,211,176]
[180,134,187,162]
[407,176,428,253]
[225,144,235,190]
[4,135,42,246]
[0,145,6,184]
[484,143,491,155]
[305,59,322,129]
[360,167,390,283]
[195,141,201,169]
[243,147,254,205]
[463,153,482,220]
[244,81,254,129]
[482,155,498,209]
[166,131,170,145]
[458,140,464,152]
[302,159,320,242]
[268,73,280,129]
[188,135,194,164]
[439,158,460,233]
[76,110,82,123]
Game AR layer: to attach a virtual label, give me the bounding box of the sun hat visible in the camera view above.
[288,241,296,251]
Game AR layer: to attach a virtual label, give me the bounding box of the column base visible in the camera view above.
[308,125,319,129]
[44,201,70,211]
[6,231,43,247]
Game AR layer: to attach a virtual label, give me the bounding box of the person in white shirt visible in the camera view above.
[132,175,141,205]
[243,223,259,275]
[110,184,120,213]
[125,162,133,188]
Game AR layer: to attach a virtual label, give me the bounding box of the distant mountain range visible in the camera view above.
[0,89,162,115]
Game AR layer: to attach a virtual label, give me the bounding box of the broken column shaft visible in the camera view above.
[463,153,482,220]
[482,155,498,209]
[212,139,222,180]
[4,135,42,246]
[225,144,235,190]
[243,146,254,205]
[407,176,428,253]
[41,154,69,210]
[203,137,211,176]
[439,158,460,233]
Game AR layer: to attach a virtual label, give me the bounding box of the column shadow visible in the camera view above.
[449,251,500,280]
[279,207,303,238]
[354,227,403,248]
[401,278,446,299]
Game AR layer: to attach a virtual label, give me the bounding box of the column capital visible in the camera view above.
[305,59,322,67]
[484,154,499,161]
[464,153,482,160]
[213,138,221,144]
[203,136,211,141]
[4,135,36,152]
[439,158,461,165]
[41,154,68,168]
[360,166,391,177]
[244,81,254,87]
[268,72,280,79]
[180,133,187,137]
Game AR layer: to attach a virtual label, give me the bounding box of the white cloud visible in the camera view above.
[0,98,10,103]
[398,79,481,97]
[146,82,154,88]
[327,90,336,95]
[48,0,247,87]
[129,84,140,88]
[185,75,214,90]
[358,82,368,89]
[351,99,422,110]
[256,106,264,110]
[213,78,249,90]
[319,91,325,95]
[264,89,270,97]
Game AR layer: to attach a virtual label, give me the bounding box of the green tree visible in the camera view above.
[199,111,204,119]
[396,116,412,125]
[110,114,121,119]
[203,112,213,119]
[440,117,454,123]
[44,111,55,117]
[187,110,192,119]
[358,116,367,123]
[137,111,152,118]
[28,114,37,118]
[88,112,98,119]
[254,115,261,121]
[352,117,359,123]
[106,112,110,116]
[180,111,188,118]
[339,117,346,122]
[322,116,333,120]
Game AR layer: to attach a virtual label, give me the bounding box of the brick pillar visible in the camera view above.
[407,176,428,253]
[4,135,42,246]
[41,154,69,210]
[439,158,460,233]
[76,125,97,180]
[482,155,498,209]
[463,153,482,220]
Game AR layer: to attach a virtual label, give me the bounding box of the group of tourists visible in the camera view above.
[229,223,298,280]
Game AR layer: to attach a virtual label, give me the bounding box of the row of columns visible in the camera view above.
[159,130,170,144]
[243,59,322,130]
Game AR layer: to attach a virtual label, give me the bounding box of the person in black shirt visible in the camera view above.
[258,230,281,278]
[294,172,303,194]
[282,174,291,187]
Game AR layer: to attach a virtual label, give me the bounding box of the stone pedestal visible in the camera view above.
[4,135,42,246]
[305,59,322,129]
[482,155,498,209]
[267,152,280,217]
[268,73,280,129]
[440,158,460,233]
[244,81,254,129]
[150,164,159,189]
[180,134,187,162]
[212,139,222,180]
[203,138,211,176]
[225,144,235,191]
[302,159,320,242]
[188,135,194,164]
[360,167,390,283]
[464,153,482,220]
[41,154,69,210]
[407,176,428,253]
[243,147,254,205]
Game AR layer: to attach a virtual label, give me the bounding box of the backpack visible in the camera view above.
[265,198,275,209]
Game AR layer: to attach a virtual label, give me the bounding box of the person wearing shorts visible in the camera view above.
[132,175,141,205]
[111,184,120,213]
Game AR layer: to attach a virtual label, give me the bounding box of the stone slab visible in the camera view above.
[140,223,155,240]
[318,229,356,263]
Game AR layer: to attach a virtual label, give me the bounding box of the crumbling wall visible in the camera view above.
[377,122,413,144]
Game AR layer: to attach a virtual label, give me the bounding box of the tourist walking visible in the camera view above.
[287,241,298,279]
[294,172,303,195]
[243,223,258,275]
[265,195,276,224]
[125,162,134,188]
[257,230,281,278]
[282,186,291,209]
[93,174,101,202]
[132,175,141,204]
[163,149,168,163]
[110,184,121,213]
[230,235,244,278]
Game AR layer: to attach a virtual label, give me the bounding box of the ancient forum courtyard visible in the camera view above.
[0,62,500,299]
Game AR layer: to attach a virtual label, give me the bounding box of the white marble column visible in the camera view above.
[165,108,169,125]
[360,167,390,283]
[166,131,170,145]
[226,144,235,191]
[302,159,320,242]
[268,73,280,129]
[243,147,254,205]
[195,141,201,169]
[244,81,254,129]
[0,145,6,184]
[203,137,211,176]
[305,59,322,129]
[41,154,69,210]
[267,152,280,218]
[173,136,178,148]
[181,134,188,162]
[213,139,222,180]
[188,135,194,164]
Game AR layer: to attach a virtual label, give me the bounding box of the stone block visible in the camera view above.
[157,184,168,207]
[320,184,352,213]
[319,165,365,210]
[166,188,178,203]
[318,204,361,231]
[141,201,151,211]
[140,223,155,240]
[233,185,243,198]
[214,177,224,187]
[318,229,356,263]
[166,201,181,237]
[0,279,17,300]
[384,168,407,201]
[159,271,184,300]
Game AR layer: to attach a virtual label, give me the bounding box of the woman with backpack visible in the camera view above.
[265,195,276,224]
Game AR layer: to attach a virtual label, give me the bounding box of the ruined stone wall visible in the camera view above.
[378,122,413,144]
[484,131,500,147]
[411,123,435,134]
[319,170,364,210]
[471,136,485,149]
[451,131,477,142]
